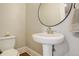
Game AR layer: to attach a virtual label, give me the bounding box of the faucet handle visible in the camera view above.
[47,27,53,34]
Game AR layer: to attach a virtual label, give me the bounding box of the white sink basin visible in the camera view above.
[32,32,64,56]
[32,32,64,45]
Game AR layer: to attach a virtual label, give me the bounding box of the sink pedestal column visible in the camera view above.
[32,32,64,56]
[42,44,53,56]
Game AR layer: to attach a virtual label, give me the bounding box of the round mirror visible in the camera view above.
[38,3,73,27]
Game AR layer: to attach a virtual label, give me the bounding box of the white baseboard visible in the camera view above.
[17,46,41,56]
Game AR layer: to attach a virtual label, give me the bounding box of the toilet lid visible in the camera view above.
[0,49,19,56]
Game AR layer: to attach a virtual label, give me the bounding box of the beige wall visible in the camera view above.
[25,4,43,54]
[0,3,79,56]
[0,3,66,55]
[0,4,27,48]
[25,3,65,55]
[0,3,43,54]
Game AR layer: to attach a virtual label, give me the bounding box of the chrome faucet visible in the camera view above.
[47,27,53,34]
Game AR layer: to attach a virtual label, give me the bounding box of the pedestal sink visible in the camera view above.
[32,32,64,56]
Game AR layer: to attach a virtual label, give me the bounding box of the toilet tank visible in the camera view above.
[0,35,16,51]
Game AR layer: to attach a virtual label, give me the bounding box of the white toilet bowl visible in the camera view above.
[0,35,19,56]
[0,49,19,56]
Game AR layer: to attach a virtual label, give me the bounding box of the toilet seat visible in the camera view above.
[0,49,19,56]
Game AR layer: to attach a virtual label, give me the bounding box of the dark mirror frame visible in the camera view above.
[38,3,73,27]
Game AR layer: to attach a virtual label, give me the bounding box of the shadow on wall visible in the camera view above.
[54,38,70,56]
[73,32,79,38]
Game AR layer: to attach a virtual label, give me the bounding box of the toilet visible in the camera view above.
[0,35,19,56]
